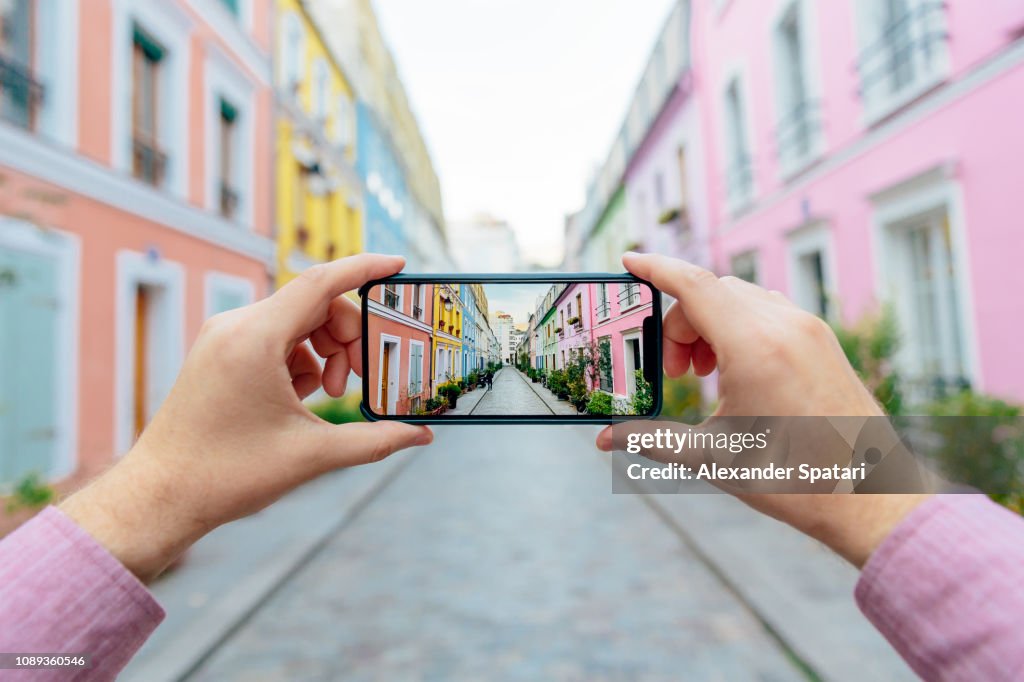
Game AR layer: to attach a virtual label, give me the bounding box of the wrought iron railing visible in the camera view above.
[775,99,821,165]
[855,2,947,101]
[0,53,44,130]
[132,138,168,187]
[618,283,641,308]
[594,301,611,319]
[383,289,399,309]
[412,305,423,320]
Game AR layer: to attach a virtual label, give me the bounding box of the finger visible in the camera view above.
[663,301,700,345]
[267,254,404,343]
[692,338,718,377]
[318,421,433,468]
[289,343,323,399]
[622,253,734,343]
[663,339,692,378]
[322,352,351,397]
[323,295,362,345]
[345,338,363,377]
[310,326,345,359]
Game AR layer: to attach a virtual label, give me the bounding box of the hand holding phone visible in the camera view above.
[360,274,662,423]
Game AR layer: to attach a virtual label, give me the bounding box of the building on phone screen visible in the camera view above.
[432,284,463,392]
[366,283,433,416]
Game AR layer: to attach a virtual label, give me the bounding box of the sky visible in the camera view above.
[374,0,677,266]
[479,282,551,325]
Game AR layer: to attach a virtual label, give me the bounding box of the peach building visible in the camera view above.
[0,0,274,487]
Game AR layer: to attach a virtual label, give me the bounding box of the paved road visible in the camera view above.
[470,368,577,416]
[188,426,810,681]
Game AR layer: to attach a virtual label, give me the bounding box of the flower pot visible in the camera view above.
[448,395,458,409]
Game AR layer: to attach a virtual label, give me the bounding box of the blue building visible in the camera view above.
[356,102,408,257]
[460,284,478,378]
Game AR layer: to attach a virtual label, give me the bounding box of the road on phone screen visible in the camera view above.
[467,367,577,417]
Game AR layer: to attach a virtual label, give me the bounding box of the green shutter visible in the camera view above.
[133,25,165,61]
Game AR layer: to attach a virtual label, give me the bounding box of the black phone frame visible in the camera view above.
[358,273,663,424]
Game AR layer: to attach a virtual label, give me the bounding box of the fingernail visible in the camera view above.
[415,429,433,446]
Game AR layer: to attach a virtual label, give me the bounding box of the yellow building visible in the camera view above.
[432,283,463,393]
[274,0,363,286]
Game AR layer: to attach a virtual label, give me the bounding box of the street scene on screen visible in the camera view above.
[366,282,654,416]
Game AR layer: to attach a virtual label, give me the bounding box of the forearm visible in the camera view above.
[855,495,1024,681]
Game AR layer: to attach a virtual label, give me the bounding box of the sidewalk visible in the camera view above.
[444,383,489,416]
[515,368,578,415]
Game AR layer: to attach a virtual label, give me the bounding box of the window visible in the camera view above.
[855,0,948,122]
[619,282,641,309]
[131,27,167,187]
[773,1,820,173]
[0,0,42,130]
[723,77,753,210]
[313,58,329,121]
[575,293,582,325]
[788,225,833,319]
[892,211,967,395]
[598,337,613,392]
[218,99,238,219]
[731,251,759,284]
[596,283,610,319]
[412,283,423,320]
[654,172,666,211]
[280,13,303,94]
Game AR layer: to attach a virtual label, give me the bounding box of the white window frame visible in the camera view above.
[111,0,193,198]
[381,283,404,312]
[771,0,825,179]
[277,11,304,95]
[114,250,185,455]
[786,222,836,319]
[853,0,951,126]
[408,339,425,397]
[204,44,256,228]
[621,330,644,399]
[375,334,401,415]
[204,271,255,319]
[870,168,978,393]
[0,218,80,481]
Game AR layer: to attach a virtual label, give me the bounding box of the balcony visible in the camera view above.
[132,138,168,187]
[413,305,423,320]
[775,99,822,175]
[383,289,399,310]
[855,1,948,122]
[219,182,239,219]
[594,301,611,319]
[0,54,44,130]
[618,283,641,309]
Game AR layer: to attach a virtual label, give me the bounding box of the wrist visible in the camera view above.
[819,494,932,568]
[59,446,209,583]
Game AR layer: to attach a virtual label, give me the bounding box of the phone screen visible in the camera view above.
[361,277,661,421]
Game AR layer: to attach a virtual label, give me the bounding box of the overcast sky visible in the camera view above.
[374,0,676,266]
[481,282,552,325]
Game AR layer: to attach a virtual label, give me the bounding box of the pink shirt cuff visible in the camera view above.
[0,506,165,681]
[855,495,1024,681]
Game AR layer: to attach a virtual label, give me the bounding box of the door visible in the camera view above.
[134,286,150,439]
[0,246,59,486]
[624,335,643,397]
[380,342,391,413]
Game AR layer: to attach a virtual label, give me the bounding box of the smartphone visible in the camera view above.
[359,274,662,424]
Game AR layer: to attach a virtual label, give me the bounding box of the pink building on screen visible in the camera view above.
[590,281,654,408]
[554,283,592,369]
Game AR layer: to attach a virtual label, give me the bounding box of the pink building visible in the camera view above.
[366,283,434,415]
[0,0,274,488]
[554,282,592,369]
[696,0,1024,401]
[590,282,654,408]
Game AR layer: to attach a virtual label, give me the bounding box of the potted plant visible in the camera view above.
[467,371,479,390]
[547,369,569,400]
[425,396,446,415]
[568,315,581,328]
[439,382,462,409]
[554,326,563,335]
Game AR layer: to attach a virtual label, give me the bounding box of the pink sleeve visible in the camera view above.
[855,495,1024,681]
[0,506,165,682]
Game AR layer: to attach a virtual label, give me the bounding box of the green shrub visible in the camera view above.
[661,374,703,422]
[832,307,903,415]
[586,391,613,416]
[630,370,655,416]
[425,397,446,412]
[439,382,462,402]
[5,473,54,514]
[310,395,364,424]
[547,369,569,396]
[467,371,479,387]
[925,390,1024,512]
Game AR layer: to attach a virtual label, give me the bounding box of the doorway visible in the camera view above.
[623,332,643,397]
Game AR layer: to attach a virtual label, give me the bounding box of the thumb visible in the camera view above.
[318,421,433,468]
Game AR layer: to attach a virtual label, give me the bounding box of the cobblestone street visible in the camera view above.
[469,367,578,416]
[173,425,912,682]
